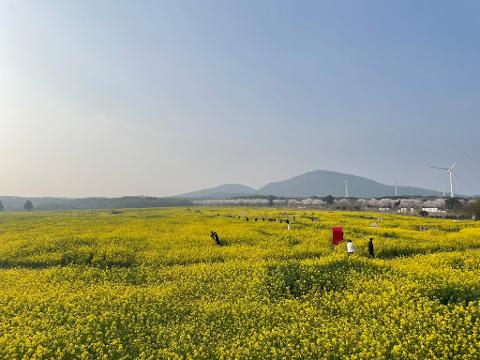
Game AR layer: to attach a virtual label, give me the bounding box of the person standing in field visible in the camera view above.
[347,240,355,255]
[211,231,221,245]
[368,238,375,258]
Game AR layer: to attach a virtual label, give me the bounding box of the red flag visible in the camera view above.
[332,226,343,246]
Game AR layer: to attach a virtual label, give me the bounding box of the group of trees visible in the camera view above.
[194,195,479,220]
[1,196,478,218]
[416,198,480,219]
[467,200,480,218]
[0,200,34,212]
[446,198,480,218]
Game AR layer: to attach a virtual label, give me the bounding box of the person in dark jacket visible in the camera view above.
[368,238,374,258]
[211,231,221,245]
[214,232,221,245]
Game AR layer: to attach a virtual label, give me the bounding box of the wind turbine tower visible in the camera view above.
[394,182,398,197]
[344,180,349,198]
[431,162,458,198]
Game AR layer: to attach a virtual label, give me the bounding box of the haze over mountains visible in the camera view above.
[176,184,258,199]
[178,170,443,199]
[0,170,445,211]
[0,196,191,212]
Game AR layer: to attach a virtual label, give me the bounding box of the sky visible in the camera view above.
[0,0,479,197]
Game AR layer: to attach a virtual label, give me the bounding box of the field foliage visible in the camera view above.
[0,208,479,359]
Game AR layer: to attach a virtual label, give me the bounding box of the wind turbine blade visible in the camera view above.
[430,166,449,171]
[452,152,467,169]
[450,151,468,170]
[451,170,463,196]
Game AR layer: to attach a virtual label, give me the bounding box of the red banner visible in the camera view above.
[332,226,343,246]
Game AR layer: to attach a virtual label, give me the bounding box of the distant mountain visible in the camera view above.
[257,170,442,197]
[0,171,446,211]
[177,184,256,199]
[178,170,443,199]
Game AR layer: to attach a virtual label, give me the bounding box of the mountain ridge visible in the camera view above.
[0,170,447,210]
[177,184,256,199]
[179,170,443,199]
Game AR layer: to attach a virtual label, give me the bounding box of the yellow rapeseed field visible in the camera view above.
[0,207,479,359]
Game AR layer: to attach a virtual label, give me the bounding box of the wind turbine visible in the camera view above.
[431,162,457,198]
[394,181,398,197]
[343,180,349,198]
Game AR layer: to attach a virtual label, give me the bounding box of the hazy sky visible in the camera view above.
[1,0,479,197]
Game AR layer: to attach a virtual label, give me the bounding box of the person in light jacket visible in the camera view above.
[347,240,355,255]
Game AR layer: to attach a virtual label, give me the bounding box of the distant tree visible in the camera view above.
[419,210,429,217]
[334,199,350,210]
[24,200,34,212]
[267,195,275,207]
[0,201,3,211]
[445,197,463,210]
[466,200,480,219]
[324,195,335,205]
